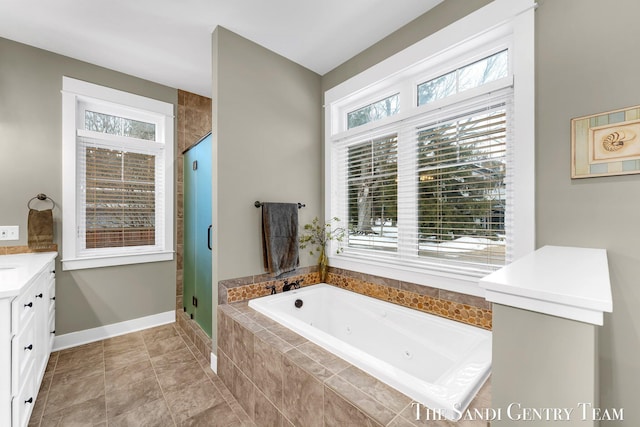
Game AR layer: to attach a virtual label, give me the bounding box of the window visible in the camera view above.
[325,0,534,294]
[62,77,174,270]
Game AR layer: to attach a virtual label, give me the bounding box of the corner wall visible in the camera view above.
[535,1,640,424]
[320,0,639,423]
[212,27,322,280]
[0,37,177,335]
[211,27,322,351]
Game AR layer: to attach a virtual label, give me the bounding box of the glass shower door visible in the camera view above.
[183,133,212,337]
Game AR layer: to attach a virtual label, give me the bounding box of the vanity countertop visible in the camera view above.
[0,252,57,299]
[479,245,612,325]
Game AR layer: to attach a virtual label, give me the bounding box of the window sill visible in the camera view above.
[329,254,488,298]
[61,251,174,271]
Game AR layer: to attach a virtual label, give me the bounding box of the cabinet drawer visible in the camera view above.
[12,363,36,427]
[11,314,36,394]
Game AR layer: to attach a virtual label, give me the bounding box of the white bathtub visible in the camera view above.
[248,283,491,420]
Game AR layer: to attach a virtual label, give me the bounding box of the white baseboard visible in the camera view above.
[210,352,217,373]
[53,310,176,351]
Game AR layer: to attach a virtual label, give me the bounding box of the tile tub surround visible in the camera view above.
[218,302,491,427]
[220,267,492,330]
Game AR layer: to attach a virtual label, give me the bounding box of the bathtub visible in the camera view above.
[248,283,491,420]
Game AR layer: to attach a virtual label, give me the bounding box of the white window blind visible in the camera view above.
[414,101,509,269]
[333,89,513,278]
[77,132,164,254]
[346,134,398,251]
[61,76,174,270]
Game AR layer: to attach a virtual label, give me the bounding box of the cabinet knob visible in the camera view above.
[51,296,56,301]
[24,302,33,308]
[51,330,56,334]
[24,344,33,351]
[35,293,43,298]
[24,397,33,405]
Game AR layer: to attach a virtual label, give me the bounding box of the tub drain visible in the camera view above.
[403,350,413,360]
[346,326,352,334]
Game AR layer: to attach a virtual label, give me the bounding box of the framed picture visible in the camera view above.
[571,105,640,178]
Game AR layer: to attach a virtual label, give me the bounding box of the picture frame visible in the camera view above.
[571,105,640,178]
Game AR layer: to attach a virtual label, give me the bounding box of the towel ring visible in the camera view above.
[27,193,56,211]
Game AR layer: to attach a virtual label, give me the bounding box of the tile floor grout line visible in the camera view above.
[143,325,179,427]
[101,340,108,427]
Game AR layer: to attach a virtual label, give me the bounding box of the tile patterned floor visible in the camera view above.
[28,323,256,427]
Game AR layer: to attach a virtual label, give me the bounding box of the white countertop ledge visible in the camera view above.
[0,252,57,299]
[479,245,612,325]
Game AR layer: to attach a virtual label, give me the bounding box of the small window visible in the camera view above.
[62,77,174,270]
[347,93,400,129]
[418,50,508,106]
[85,111,156,141]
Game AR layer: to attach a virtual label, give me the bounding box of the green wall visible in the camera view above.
[212,27,322,282]
[0,38,177,335]
[321,0,639,424]
[535,0,640,424]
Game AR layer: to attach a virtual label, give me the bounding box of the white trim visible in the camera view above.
[61,251,174,271]
[62,77,173,116]
[52,310,176,351]
[61,76,174,271]
[324,0,535,295]
[210,352,218,374]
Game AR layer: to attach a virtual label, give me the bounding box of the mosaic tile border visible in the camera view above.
[220,266,492,330]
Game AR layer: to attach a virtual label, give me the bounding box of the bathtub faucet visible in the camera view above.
[282,279,303,292]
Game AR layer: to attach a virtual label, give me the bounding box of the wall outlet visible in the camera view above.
[0,226,19,241]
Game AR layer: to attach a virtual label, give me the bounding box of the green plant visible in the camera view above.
[299,217,345,256]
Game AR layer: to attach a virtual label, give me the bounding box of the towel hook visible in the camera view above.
[27,193,56,210]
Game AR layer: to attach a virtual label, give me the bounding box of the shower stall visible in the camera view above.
[183,132,212,336]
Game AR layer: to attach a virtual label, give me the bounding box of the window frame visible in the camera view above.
[61,77,174,271]
[324,0,535,296]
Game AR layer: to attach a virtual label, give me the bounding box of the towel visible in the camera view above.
[261,203,299,277]
[28,208,54,250]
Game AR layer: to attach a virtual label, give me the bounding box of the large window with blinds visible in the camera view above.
[325,0,534,292]
[62,77,174,270]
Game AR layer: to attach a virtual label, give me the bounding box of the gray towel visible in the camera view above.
[261,203,299,277]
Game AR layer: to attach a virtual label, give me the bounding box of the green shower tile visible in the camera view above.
[590,163,608,174]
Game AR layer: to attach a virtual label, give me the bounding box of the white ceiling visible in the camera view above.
[0,0,443,97]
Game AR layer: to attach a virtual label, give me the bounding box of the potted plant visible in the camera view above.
[299,217,345,282]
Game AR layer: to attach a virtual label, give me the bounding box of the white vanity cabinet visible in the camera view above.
[0,252,57,427]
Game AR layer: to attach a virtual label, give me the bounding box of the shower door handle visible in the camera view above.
[207,225,212,251]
